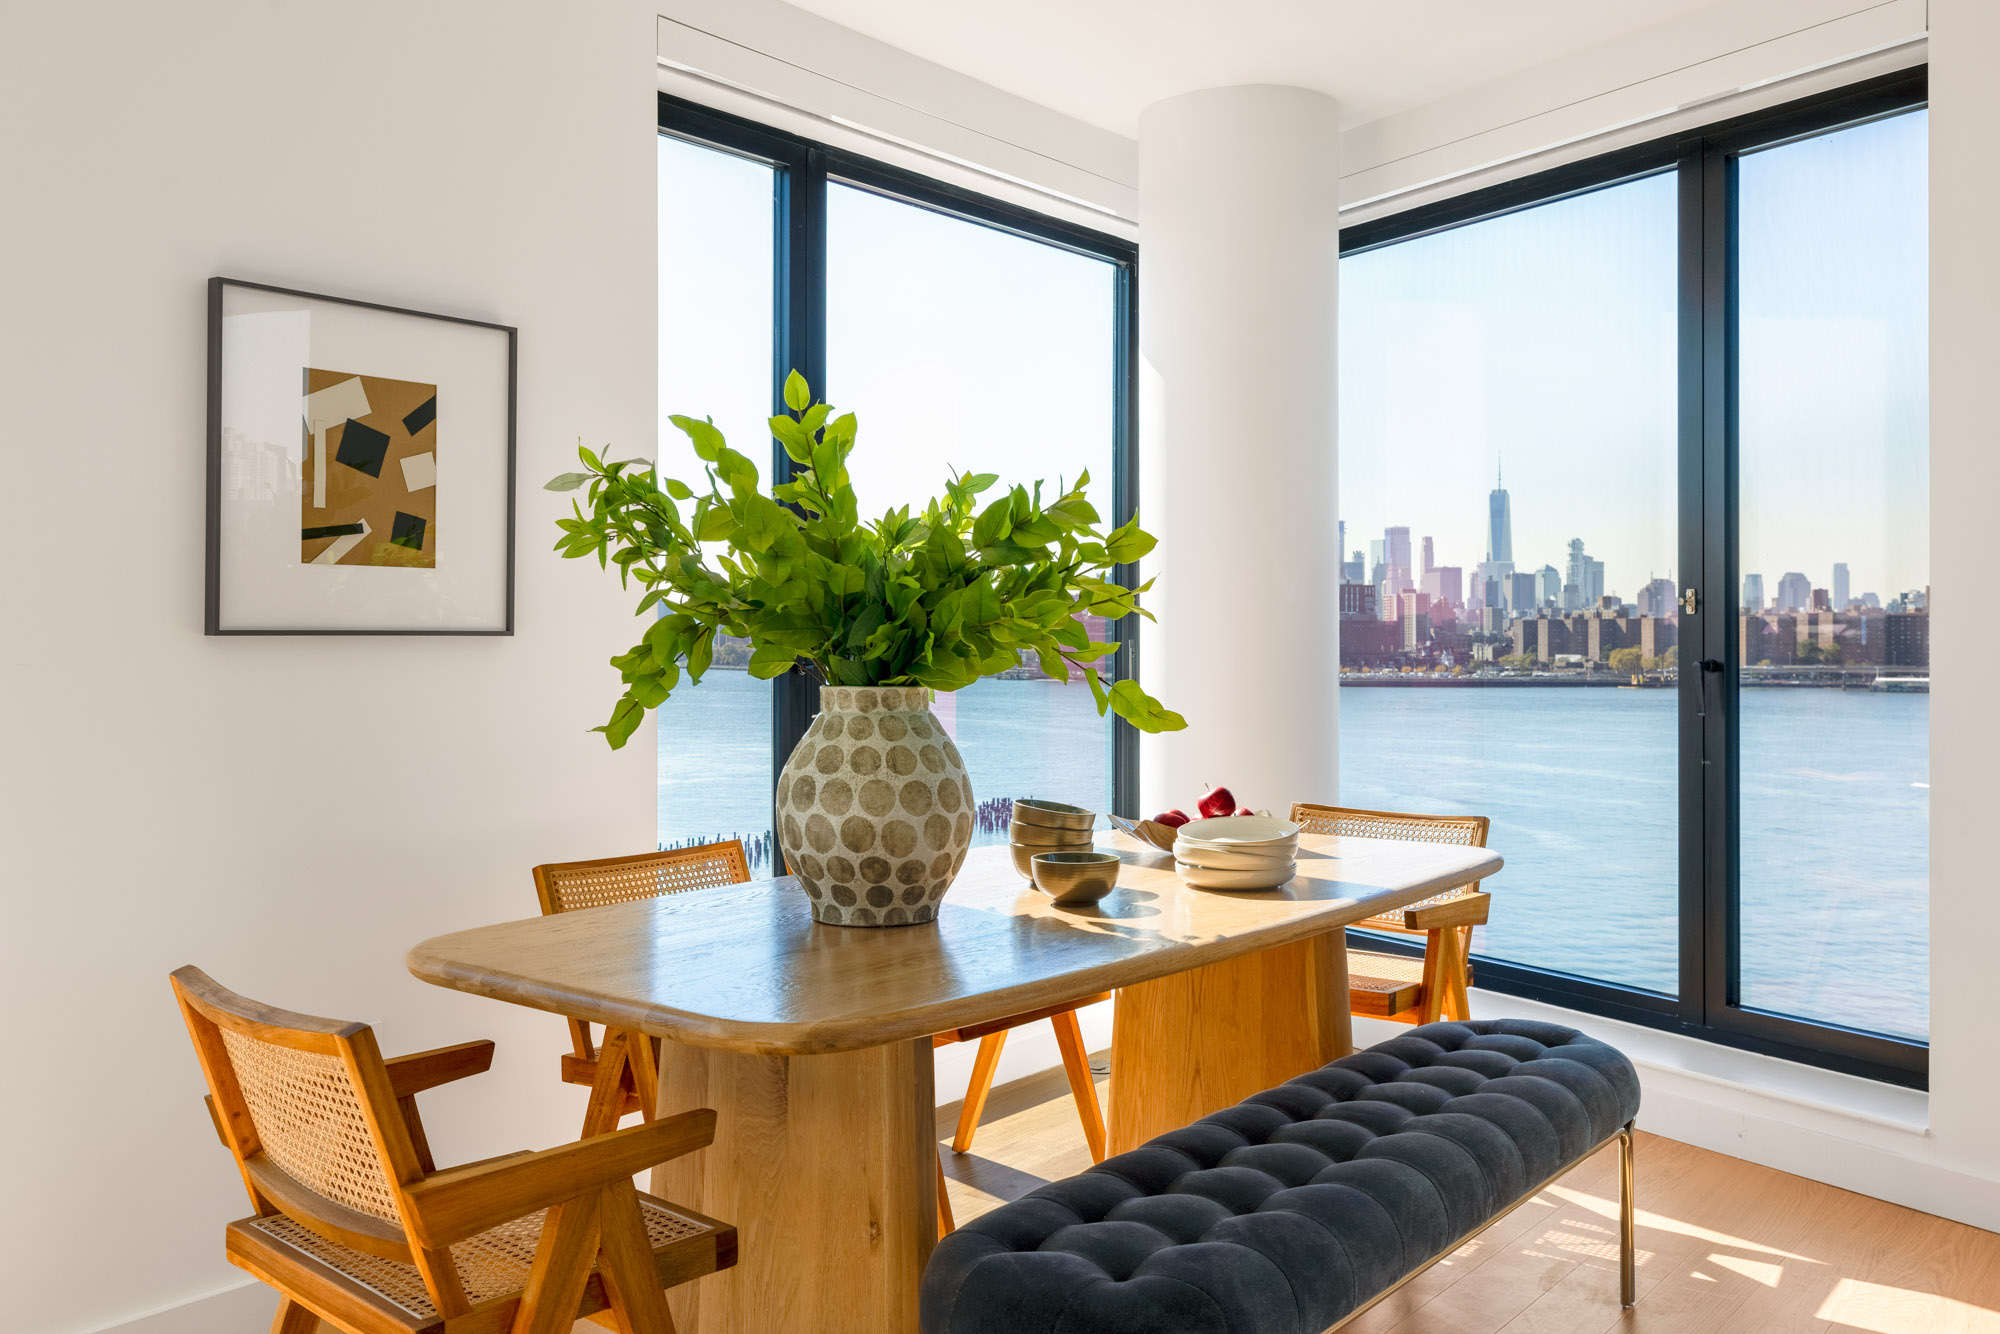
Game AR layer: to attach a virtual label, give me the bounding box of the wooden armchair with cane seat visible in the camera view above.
[531,841,1108,1236]
[1288,803,1492,1024]
[169,965,734,1334]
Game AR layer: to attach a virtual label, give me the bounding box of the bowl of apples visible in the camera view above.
[1111,783,1265,853]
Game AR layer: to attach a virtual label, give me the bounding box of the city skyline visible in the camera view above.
[1339,109,1928,609]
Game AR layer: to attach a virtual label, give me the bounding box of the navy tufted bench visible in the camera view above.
[922,1019,1639,1334]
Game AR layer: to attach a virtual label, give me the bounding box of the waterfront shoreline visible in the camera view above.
[1340,674,1926,690]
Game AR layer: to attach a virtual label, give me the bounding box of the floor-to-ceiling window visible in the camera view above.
[657,97,1139,868]
[1338,70,1928,1084]
[1734,109,1930,1043]
[826,183,1121,838]
[1340,174,1681,994]
[656,134,779,871]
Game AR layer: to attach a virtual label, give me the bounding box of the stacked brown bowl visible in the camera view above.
[1007,798,1097,878]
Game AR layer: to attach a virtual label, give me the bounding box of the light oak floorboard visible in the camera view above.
[934,1058,2000,1334]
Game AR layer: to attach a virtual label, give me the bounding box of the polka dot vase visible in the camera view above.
[775,686,974,926]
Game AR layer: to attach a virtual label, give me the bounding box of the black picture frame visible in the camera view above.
[205,276,518,636]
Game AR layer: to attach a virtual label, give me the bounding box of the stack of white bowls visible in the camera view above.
[1173,815,1300,890]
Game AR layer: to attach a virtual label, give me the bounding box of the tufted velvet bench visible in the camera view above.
[921,1019,1640,1334]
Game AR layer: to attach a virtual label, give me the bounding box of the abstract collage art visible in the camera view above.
[301,369,437,567]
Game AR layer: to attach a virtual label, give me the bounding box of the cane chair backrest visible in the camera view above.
[533,840,751,916]
[170,966,423,1263]
[1289,803,1491,931]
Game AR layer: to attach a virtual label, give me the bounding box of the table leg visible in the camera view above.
[1107,930,1350,1154]
[651,1037,936,1334]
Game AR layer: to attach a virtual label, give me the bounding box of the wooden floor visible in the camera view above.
[938,1055,2000,1334]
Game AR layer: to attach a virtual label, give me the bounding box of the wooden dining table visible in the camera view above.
[407,829,1501,1334]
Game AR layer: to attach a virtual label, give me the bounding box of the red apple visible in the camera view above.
[1197,785,1237,819]
[1233,806,1254,817]
[1154,809,1192,829]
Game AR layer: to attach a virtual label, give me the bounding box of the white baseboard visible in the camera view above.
[82,1281,272,1334]
[1405,992,2000,1237]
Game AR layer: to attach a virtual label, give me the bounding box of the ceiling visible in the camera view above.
[780,0,1731,134]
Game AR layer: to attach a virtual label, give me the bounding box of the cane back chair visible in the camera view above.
[530,842,1108,1238]
[1288,804,1492,1025]
[170,966,733,1334]
[531,841,753,1121]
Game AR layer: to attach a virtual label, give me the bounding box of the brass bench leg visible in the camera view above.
[1619,1121,1637,1308]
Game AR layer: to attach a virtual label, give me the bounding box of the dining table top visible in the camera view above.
[406,830,1501,1056]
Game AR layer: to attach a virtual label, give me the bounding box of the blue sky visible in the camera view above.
[661,108,1929,612]
[1341,108,1928,605]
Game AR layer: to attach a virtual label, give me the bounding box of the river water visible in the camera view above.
[659,671,1928,1042]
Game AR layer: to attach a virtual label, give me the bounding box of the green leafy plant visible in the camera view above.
[547,372,1186,749]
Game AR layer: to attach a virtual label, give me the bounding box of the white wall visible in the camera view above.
[1921,0,2000,1228]
[0,4,664,1332]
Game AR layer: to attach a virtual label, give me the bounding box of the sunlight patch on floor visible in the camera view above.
[1707,1252,1784,1287]
[1543,1183,1822,1261]
[1815,1277,2000,1333]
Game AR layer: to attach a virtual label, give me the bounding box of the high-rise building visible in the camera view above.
[1636,577,1676,619]
[1342,549,1366,584]
[1369,539,1386,592]
[1482,471,1515,611]
[1422,564,1463,608]
[1885,611,1929,667]
[1562,539,1603,612]
[1776,571,1812,612]
[1833,562,1850,609]
[1509,571,1537,613]
[1385,527,1412,581]
[1421,536,1435,574]
[1742,573,1765,613]
[1536,565,1561,608]
[1486,466,1513,565]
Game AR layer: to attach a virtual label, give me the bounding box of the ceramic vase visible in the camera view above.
[774,686,974,926]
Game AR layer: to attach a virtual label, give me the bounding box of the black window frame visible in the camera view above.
[657,93,1144,864]
[1340,67,1930,1088]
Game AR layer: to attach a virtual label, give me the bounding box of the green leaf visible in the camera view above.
[747,642,798,679]
[544,472,591,492]
[770,415,815,463]
[1103,514,1158,564]
[670,414,727,462]
[663,477,694,501]
[592,696,647,750]
[1107,679,1187,733]
[784,369,811,413]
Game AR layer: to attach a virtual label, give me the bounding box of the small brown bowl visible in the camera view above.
[1010,819,1097,848]
[1030,850,1121,906]
[1009,838,1091,879]
[1009,798,1098,832]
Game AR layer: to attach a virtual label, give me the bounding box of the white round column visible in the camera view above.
[1137,86,1342,818]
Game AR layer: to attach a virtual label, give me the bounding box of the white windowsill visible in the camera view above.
[1426,990,1931,1136]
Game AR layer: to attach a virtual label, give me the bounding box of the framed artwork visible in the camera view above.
[205,277,516,634]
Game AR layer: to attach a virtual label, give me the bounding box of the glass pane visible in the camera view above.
[1338,174,1681,993]
[827,183,1118,840]
[1736,110,1929,1041]
[656,134,777,873]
